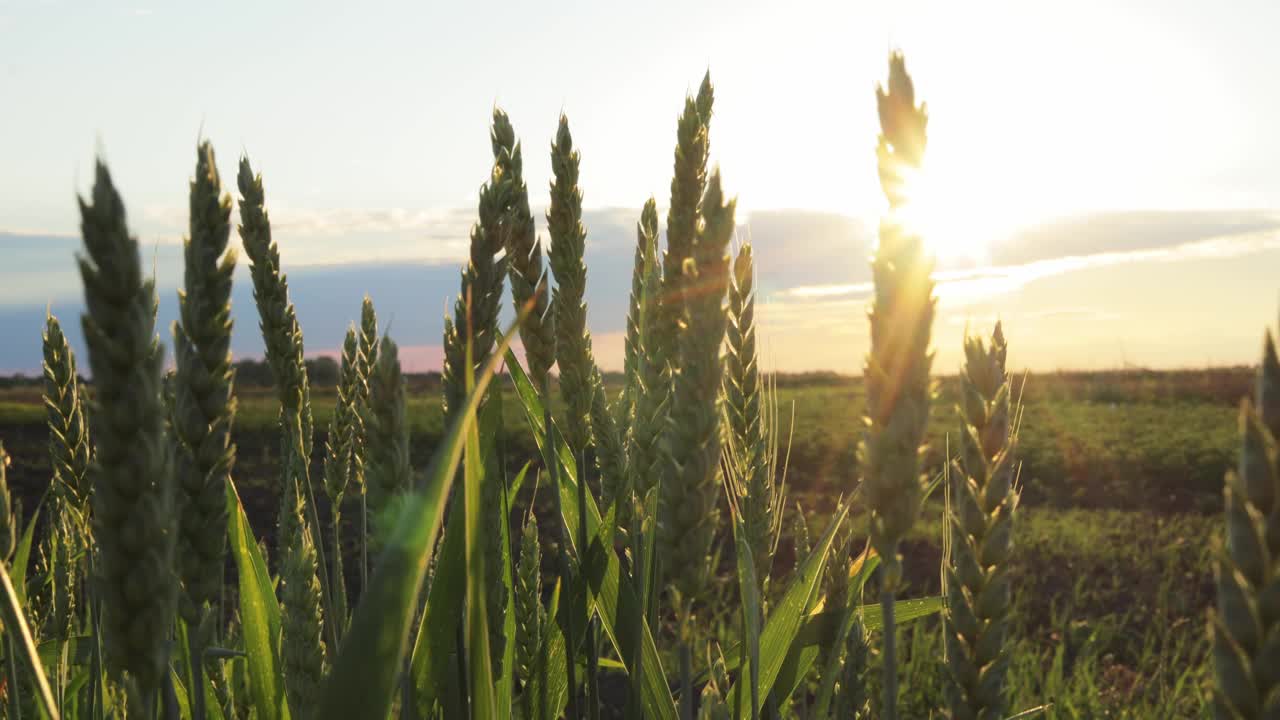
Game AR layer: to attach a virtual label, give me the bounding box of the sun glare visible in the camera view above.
[894,165,997,261]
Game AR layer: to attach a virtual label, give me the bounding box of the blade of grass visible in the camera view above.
[464,331,498,720]
[410,460,531,715]
[11,503,40,607]
[725,502,849,719]
[225,479,288,720]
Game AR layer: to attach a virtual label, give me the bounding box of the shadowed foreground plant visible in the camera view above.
[1211,326,1280,718]
[860,51,935,720]
[77,159,176,709]
[944,323,1019,719]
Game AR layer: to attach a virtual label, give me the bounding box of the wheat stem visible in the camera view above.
[77,159,176,704]
[860,52,934,720]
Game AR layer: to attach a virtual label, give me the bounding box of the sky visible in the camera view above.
[2,0,1279,375]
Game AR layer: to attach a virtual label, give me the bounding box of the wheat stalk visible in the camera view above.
[353,293,376,486]
[514,505,544,711]
[42,314,92,513]
[657,73,714,366]
[943,322,1018,719]
[547,114,597,459]
[724,242,774,583]
[628,198,669,507]
[364,336,411,545]
[660,169,736,631]
[590,366,628,515]
[323,327,363,519]
[76,159,176,703]
[835,618,872,719]
[1212,328,1280,717]
[237,157,315,496]
[860,52,935,720]
[238,156,342,663]
[359,296,379,379]
[442,156,509,425]
[617,207,649,429]
[34,496,79,643]
[278,463,328,718]
[494,109,555,384]
[171,141,237,626]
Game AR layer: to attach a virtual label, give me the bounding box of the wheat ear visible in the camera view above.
[944,323,1018,719]
[1212,328,1280,717]
[725,242,773,583]
[494,109,555,384]
[660,170,736,629]
[171,141,237,623]
[363,336,411,544]
[77,159,176,702]
[547,114,597,459]
[42,313,92,513]
[860,52,935,720]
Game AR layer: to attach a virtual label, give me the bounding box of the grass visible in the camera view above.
[2,372,1240,514]
[0,370,1224,715]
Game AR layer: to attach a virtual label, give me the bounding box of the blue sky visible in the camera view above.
[3,0,1279,373]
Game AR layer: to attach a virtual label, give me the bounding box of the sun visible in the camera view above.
[892,165,999,262]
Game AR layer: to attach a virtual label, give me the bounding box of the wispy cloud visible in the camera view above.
[776,227,1280,307]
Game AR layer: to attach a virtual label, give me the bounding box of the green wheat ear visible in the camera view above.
[42,313,92,513]
[364,335,411,537]
[278,467,328,718]
[237,156,315,496]
[657,73,713,367]
[514,505,544,705]
[628,197,669,509]
[724,241,773,583]
[1212,328,1280,717]
[494,108,555,384]
[944,322,1019,720]
[323,326,364,514]
[835,618,872,718]
[442,161,508,425]
[547,114,597,459]
[77,158,176,702]
[171,141,237,622]
[659,169,736,629]
[861,51,935,720]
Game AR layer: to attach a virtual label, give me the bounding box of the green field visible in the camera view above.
[0,367,1233,715]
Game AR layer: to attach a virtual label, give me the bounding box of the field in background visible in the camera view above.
[0,366,1232,712]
